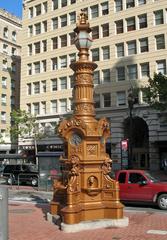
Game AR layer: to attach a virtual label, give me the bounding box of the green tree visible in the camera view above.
[143,73,167,111]
[10,110,44,165]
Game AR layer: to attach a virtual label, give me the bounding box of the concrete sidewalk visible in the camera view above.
[9,201,167,240]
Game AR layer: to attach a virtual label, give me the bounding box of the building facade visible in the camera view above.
[0,9,22,155]
[21,0,167,170]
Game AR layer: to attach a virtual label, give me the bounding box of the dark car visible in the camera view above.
[3,164,39,186]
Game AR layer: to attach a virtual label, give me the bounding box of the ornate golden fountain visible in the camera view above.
[50,12,124,226]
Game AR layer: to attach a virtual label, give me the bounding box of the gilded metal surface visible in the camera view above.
[50,12,124,224]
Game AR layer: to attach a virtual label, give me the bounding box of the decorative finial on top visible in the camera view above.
[79,11,88,25]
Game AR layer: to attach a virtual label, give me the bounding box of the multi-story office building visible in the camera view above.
[21,0,167,170]
[0,9,22,155]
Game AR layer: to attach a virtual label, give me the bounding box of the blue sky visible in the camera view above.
[0,0,22,18]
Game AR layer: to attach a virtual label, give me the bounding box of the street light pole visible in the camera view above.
[128,91,134,169]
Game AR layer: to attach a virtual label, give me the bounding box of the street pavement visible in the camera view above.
[2,170,167,240]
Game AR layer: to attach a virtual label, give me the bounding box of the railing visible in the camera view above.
[0,173,58,192]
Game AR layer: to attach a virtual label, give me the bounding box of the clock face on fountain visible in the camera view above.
[70,133,82,146]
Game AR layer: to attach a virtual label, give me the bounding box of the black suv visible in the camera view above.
[3,164,39,186]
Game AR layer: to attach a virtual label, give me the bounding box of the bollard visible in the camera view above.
[0,187,8,240]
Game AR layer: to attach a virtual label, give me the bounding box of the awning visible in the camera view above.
[36,151,63,157]
[0,154,23,159]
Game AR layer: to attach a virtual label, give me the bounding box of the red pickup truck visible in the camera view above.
[115,169,167,210]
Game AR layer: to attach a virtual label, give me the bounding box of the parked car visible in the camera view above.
[115,169,167,210]
[3,164,39,186]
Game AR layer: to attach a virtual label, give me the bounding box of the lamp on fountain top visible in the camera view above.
[74,12,92,61]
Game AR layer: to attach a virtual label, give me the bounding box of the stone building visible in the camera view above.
[20,0,167,170]
[0,8,22,156]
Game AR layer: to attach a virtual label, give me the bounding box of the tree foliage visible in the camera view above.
[10,109,41,141]
[143,73,167,111]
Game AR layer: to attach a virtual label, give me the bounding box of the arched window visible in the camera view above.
[12,31,16,41]
[3,27,8,38]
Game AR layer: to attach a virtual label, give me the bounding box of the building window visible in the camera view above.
[28,26,33,37]
[61,0,67,8]
[27,84,31,95]
[115,20,123,34]
[42,40,47,52]
[103,93,111,107]
[51,100,57,113]
[60,35,67,47]
[92,26,99,40]
[60,14,67,27]
[51,58,58,70]
[41,80,46,93]
[52,37,58,49]
[94,94,100,108]
[52,0,58,10]
[91,48,99,61]
[102,23,109,37]
[35,23,41,35]
[34,42,40,54]
[42,2,47,14]
[91,5,99,18]
[138,0,146,5]
[69,32,75,45]
[2,60,7,71]
[29,7,33,18]
[27,64,32,75]
[60,77,67,89]
[155,34,165,50]
[1,112,6,123]
[12,31,17,41]
[35,4,41,16]
[33,103,40,115]
[69,12,76,24]
[69,53,76,64]
[117,91,126,106]
[93,71,100,85]
[115,0,123,12]
[69,75,74,88]
[140,62,149,77]
[60,55,67,69]
[116,43,124,57]
[127,40,137,55]
[1,94,7,106]
[127,64,138,80]
[11,80,15,90]
[2,77,7,88]
[3,44,8,53]
[3,28,8,38]
[117,67,125,81]
[102,46,110,60]
[42,21,47,32]
[127,17,136,31]
[154,10,164,25]
[60,99,67,113]
[11,63,16,73]
[41,60,47,72]
[157,60,166,74]
[34,62,40,74]
[41,102,46,114]
[52,17,58,29]
[138,14,147,29]
[12,47,17,56]
[28,44,32,56]
[139,37,148,53]
[126,0,135,9]
[27,104,31,113]
[101,2,109,15]
[51,79,57,91]
[33,82,40,94]
[103,69,110,83]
